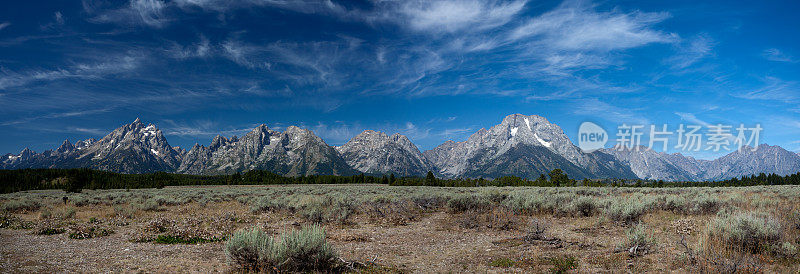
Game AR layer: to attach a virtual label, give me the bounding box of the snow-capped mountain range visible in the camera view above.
[2,115,799,181]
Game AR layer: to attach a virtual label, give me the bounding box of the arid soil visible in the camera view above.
[1,185,799,273]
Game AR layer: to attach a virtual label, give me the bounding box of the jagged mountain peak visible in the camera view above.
[19,148,35,158]
[56,139,75,154]
[74,139,96,150]
[2,115,797,181]
[178,124,353,176]
[424,114,635,179]
[339,130,431,176]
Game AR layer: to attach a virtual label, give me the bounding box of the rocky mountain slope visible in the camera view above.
[2,115,798,181]
[336,130,433,177]
[177,125,355,176]
[423,114,637,179]
[1,119,181,173]
[604,144,800,181]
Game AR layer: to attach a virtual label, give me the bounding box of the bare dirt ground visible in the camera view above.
[1,185,799,273]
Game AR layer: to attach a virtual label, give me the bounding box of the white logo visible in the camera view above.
[578,122,607,153]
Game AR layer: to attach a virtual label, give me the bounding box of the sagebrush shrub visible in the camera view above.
[703,211,782,254]
[226,225,337,272]
[570,197,596,217]
[605,200,647,225]
[1,199,41,212]
[137,199,161,211]
[447,194,490,213]
[226,227,271,270]
[617,223,656,257]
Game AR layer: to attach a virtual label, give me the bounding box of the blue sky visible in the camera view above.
[1,0,798,159]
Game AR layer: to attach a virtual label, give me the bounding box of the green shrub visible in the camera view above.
[549,256,578,273]
[226,227,271,270]
[113,205,136,218]
[617,223,656,257]
[1,199,41,212]
[226,225,337,272]
[137,199,161,211]
[570,197,597,217]
[249,196,282,213]
[704,211,782,254]
[154,234,220,244]
[605,200,648,225]
[488,257,515,267]
[275,225,337,271]
[56,207,77,219]
[447,194,491,213]
[688,194,721,214]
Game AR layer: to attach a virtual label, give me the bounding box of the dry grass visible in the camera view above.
[1,185,799,272]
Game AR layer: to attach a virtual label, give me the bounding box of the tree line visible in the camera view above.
[0,168,798,193]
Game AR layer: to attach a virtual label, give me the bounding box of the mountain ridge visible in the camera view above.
[2,115,798,181]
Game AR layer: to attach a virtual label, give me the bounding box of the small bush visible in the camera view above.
[137,199,161,211]
[781,242,797,257]
[447,194,491,213]
[275,225,337,271]
[703,211,782,254]
[606,200,647,225]
[68,224,114,239]
[226,227,271,270]
[40,207,52,219]
[36,223,66,235]
[226,225,337,272]
[56,207,77,219]
[488,257,515,267]
[688,194,721,214]
[1,199,41,212]
[524,218,549,242]
[113,205,136,218]
[154,234,220,244]
[549,256,578,273]
[617,223,656,257]
[570,197,596,217]
[0,214,34,229]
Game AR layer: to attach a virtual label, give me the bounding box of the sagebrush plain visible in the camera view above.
[2,185,799,273]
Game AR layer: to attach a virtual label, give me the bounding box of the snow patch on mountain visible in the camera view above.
[535,133,551,148]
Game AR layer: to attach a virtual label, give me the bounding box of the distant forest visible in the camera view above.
[0,168,799,194]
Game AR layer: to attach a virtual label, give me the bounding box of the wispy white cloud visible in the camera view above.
[0,54,143,89]
[675,112,711,127]
[762,48,796,63]
[0,22,9,31]
[396,0,527,33]
[89,0,169,28]
[0,108,113,126]
[665,34,715,69]
[54,12,65,25]
[509,1,675,52]
[169,36,211,59]
[735,76,799,103]
[68,127,107,135]
[438,127,473,137]
[160,119,258,138]
[574,98,650,125]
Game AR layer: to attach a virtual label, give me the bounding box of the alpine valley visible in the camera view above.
[3,114,799,181]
